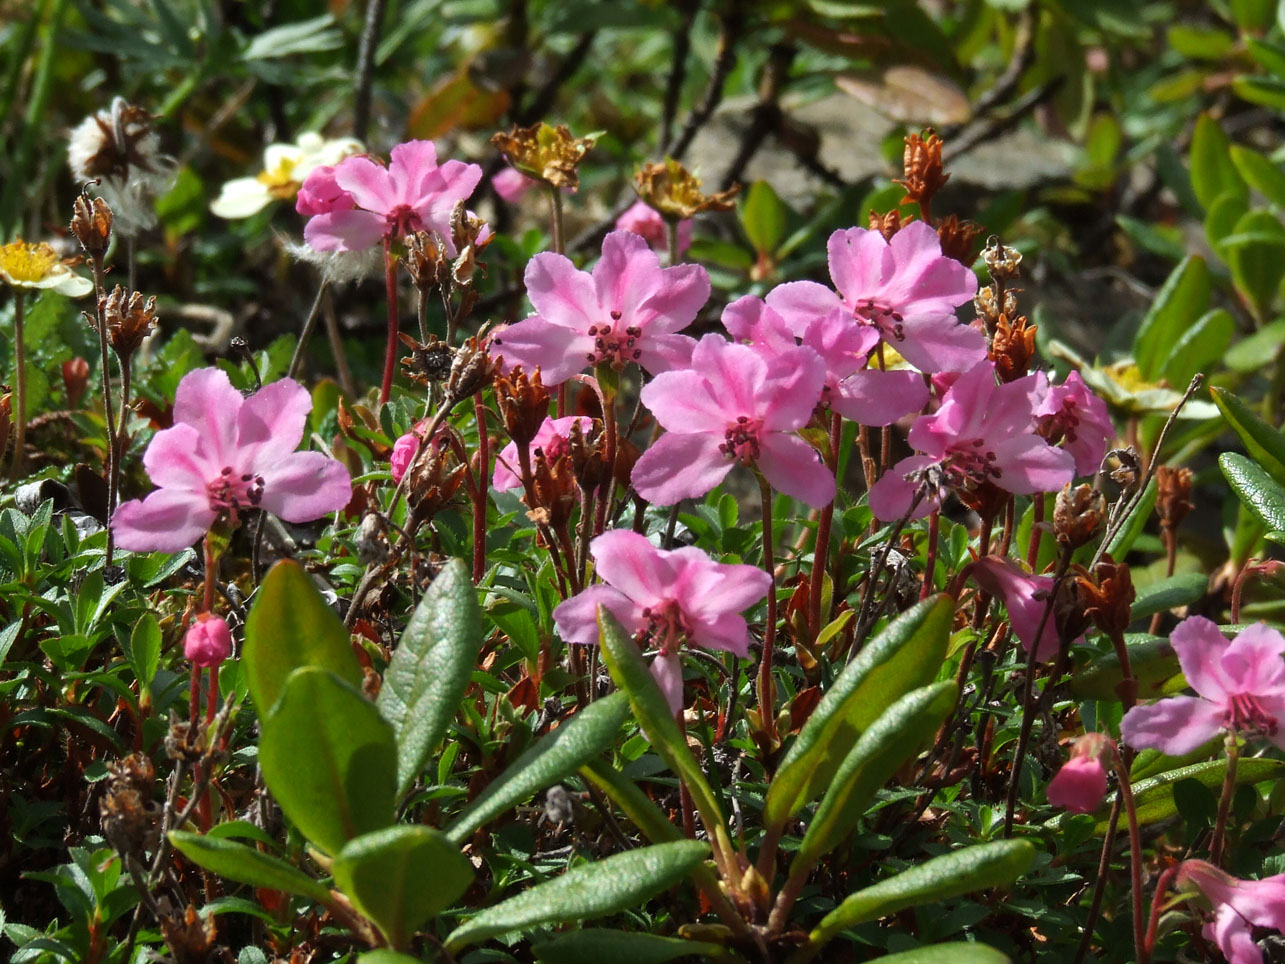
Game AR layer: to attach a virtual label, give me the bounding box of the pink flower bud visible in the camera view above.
[1046,733,1115,813]
[295,165,355,216]
[390,431,420,483]
[185,614,232,668]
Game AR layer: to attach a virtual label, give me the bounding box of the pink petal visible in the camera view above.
[590,530,675,607]
[112,489,216,553]
[631,432,734,505]
[493,167,535,203]
[990,436,1076,495]
[764,280,842,336]
[491,442,523,491]
[650,652,685,715]
[304,208,388,252]
[722,295,792,347]
[1210,907,1263,964]
[142,422,215,490]
[1169,616,1235,702]
[686,612,753,659]
[756,433,835,509]
[1120,696,1224,755]
[759,346,826,432]
[238,378,313,466]
[831,369,929,426]
[524,252,600,334]
[827,227,894,305]
[868,455,939,522]
[553,585,638,646]
[635,331,697,376]
[884,220,976,309]
[973,557,1068,661]
[333,156,397,214]
[257,451,352,522]
[636,262,710,334]
[891,314,987,373]
[593,231,664,324]
[1045,755,1108,813]
[1222,622,1285,695]
[172,368,244,471]
[689,335,767,417]
[640,369,729,435]
[422,158,483,207]
[671,549,771,620]
[492,315,590,386]
[388,140,439,197]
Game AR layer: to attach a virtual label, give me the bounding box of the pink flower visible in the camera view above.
[492,416,593,491]
[295,164,353,216]
[631,334,834,508]
[765,220,984,373]
[553,530,771,712]
[1177,860,1285,964]
[1034,370,1113,476]
[112,368,352,553]
[185,613,232,668]
[492,167,537,203]
[868,361,1075,521]
[724,294,928,427]
[615,200,693,256]
[1045,733,1114,813]
[302,140,482,253]
[1121,617,1285,755]
[972,556,1083,661]
[492,230,709,385]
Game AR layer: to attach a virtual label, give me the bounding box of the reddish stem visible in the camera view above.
[472,394,490,583]
[807,412,841,636]
[921,509,940,601]
[379,238,399,405]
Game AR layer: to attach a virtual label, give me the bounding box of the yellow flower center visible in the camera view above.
[0,240,59,283]
[256,156,301,199]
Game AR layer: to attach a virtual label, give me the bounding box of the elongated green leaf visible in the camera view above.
[1094,758,1285,832]
[1212,387,1285,487]
[596,609,730,857]
[766,596,953,828]
[378,559,484,795]
[1189,114,1244,210]
[445,840,710,950]
[1131,572,1207,621]
[865,944,1010,964]
[127,612,161,689]
[244,561,362,715]
[1222,210,1285,322]
[1221,452,1285,536]
[533,929,727,963]
[1230,145,1285,209]
[793,682,956,872]
[357,953,423,964]
[741,181,788,255]
[259,667,397,855]
[168,831,331,903]
[447,692,630,845]
[1160,309,1234,388]
[805,841,1035,951]
[333,826,473,948]
[1069,634,1180,701]
[580,758,683,844]
[1133,256,1211,381]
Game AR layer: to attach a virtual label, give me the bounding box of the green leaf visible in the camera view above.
[357,953,424,964]
[1227,319,1285,373]
[1234,76,1285,111]
[1211,387,1285,487]
[596,608,731,859]
[1247,37,1285,78]
[533,929,727,963]
[1189,114,1244,210]
[1131,572,1208,622]
[333,826,473,948]
[865,945,1011,964]
[1160,309,1235,388]
[258,667,397,855]
[447,691,630,845]
[1231,146,1285,209]
[740,181,788,255]
[244,561,362,715]
[1069,635,1180,701]
[126,612,162,689]
[1205,190,1250,250]
[766,596,954,828]
[793,681,956,872]
[580,758,683,844]
[242,14,345,59]
[377,560,484,795]
[804,841,1035,952]
[1168,24,1235,60]
[1132,256,1211,382]
[1221,452,1285,537]
[445,840,709,951]
[168,831,331,903]
[1221,210,1285,321]
[1093,758,1285,832]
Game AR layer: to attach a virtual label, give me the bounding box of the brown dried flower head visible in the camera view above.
[936,213,984,266]
[400,333,455,385]
[494,366,551,448]
[100,752,157,857]
[159,904,217,964]
[868,207,903,242]
[68,100,163,181]
[406,437,467,524]
[101,286,157,358]
[450,201,492,287]
[70,194,113,258]
[1054,483,1106,550]
[981,237,1022,283]
[973,284,1019,330]
[634,158,738,222]
[989,313,1037,382]
[895,130,948,213]
[566,417,606,490]
[1156,465,1194,533]
[447,335,501,403]
[403,230,452,291]
[1076,555,1136,639]
[491,122,596,191]
[528,446,577,530]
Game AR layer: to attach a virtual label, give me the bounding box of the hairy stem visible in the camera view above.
[379,239,399,405]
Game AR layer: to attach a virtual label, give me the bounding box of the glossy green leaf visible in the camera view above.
[804,841,1035,952]
[333,826,473,948]
[1189,114,1244,210]
[793,681,956,872]
[1231,145,1285,209]
[863,945,1011,964]
[580,758,683,844]
[1160,309,1234,388]
[445,840,710,951]
[741,180,788,255]
[1133,256,1211,382]
[1212,388,1285,487]
[244,561,362,715]
[168,831,331,903]
[1221,452,1285,537]
[126,612,162,689]
[1221,210,1285,321]
[377,559,485,794]
[1248,37,1285,78]
[596,608,731,859]
[1233,76,1285,111]
[1069,634,1180,701]
[1094,758,1285,832]
[1131,572,1208,622]
[766,595,953,828]
[1205,190,1250,250]
[446,692,630,845]
[259,667,397,855]
[533,929,727,963]
[1227,319,1285,373]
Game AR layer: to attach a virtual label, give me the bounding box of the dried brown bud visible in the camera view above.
[62,357,90,408]
[70,194,113,258]
[400,333,455,385]
[989,313,1037,382]
[895,131,949,215]
[406,437,467,526]
[634,158,738,221]
[981,237,1022,282]
[494,366,551,448]
[403,230,452,292]
[491,122,596,191]
[447,335,500,403]
[159,904,217,964]
[1076,555,1135,639]
[528,446,576,530]
[450,200,492,288]
[936,214,983,266]
[101,285,157,359]
[566,417,606,490]
[1054,483,1106,550]
[1107,447,1141,493]
[868,207,902,241]
[972,285,1019,330]
[99,752,158,857]
[1156,465,1194,534]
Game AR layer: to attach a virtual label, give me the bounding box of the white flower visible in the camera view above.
[67,99,176,237]
[210,133,364,219]
[0,241,94,297]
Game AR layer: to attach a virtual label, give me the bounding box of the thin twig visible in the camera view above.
[352,0,388,143]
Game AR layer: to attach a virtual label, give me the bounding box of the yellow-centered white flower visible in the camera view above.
[0,241,94,298]
[210,133,364,219]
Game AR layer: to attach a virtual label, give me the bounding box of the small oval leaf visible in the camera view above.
[168,830,331,904]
